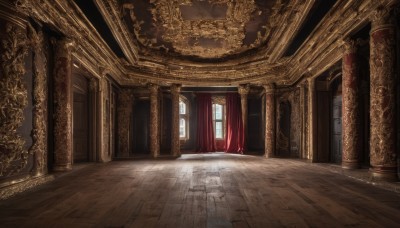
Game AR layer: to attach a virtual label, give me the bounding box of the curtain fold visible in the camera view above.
[196,93,216,152]
[225,93,244,153]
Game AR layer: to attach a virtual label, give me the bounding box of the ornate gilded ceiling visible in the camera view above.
[16,0,399,86]
[122,0,281,60]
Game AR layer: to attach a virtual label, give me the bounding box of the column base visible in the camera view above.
[265,154,274,158]
[369,166,398,181]
[53,164,72,172]
[342,160,360,169]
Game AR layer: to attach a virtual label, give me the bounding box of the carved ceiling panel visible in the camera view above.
[121,0,282,59]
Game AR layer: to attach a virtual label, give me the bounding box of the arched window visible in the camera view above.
[179,96,189,140]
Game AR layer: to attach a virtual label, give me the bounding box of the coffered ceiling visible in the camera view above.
[18,0,398,86]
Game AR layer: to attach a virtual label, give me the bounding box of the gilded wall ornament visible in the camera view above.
[0,23,29,177]
[28,24,48,176]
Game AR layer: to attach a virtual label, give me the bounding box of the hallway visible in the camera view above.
[0,154,399,227]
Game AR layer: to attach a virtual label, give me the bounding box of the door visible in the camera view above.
[73,74,89,162]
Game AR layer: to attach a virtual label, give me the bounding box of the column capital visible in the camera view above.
[371,7,395,30]
[170,84,181,95]
[263,83,276,94]
[148,83,159,94]
[238,84,250,96]
[52,37,75,56]
[341,38,359,55]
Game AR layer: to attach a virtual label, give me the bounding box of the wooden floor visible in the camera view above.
[1,153,400,228]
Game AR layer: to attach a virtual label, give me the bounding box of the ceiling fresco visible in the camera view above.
[122,0,282,59]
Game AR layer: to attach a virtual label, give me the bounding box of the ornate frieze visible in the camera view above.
[264,83,275,158]
[0,22,29,177]
[369,8,397,180]
[52,38,74,171]
[341,38,361,169]
[171,84,181,157]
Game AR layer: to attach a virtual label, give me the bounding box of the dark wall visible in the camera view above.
[247,97,264,152]
[160,94,172,154]
[316,90,331,162]
[132,99,150,154]
[331,80,342,164]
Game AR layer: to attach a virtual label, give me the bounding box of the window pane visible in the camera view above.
[215,104,222,120]
[179,101,186,114]
[215,121,222,138]
[180,118,186,137]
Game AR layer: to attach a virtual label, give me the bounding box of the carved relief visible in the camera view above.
[124,0,286,59]
[369,10,397,174]
[53,38,74,171]
[0,23,29,177]
[341,39,361,168]
[117,88,134,157]
[28,25,48,176]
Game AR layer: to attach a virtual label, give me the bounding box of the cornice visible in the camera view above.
[16,0,126,82]
[16,0,399,87]
[94,0,138,64]
[285,0,397,85]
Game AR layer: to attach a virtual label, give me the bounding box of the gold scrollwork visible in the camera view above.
[0,23,29,177]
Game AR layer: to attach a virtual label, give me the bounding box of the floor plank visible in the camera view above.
[0,153,399,228]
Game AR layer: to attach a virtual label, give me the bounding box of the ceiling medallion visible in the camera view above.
[126,0,273,59]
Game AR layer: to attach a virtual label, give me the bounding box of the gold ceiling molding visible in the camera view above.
[125,0,287,59]
[15,0,399,86]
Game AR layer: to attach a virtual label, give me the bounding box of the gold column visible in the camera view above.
[369,8,397,180]
[342,39,361,169]
[53,38,74,171]
[264,84,275,158]
[238,84,250,151]
[149,83,160,158]
[307,77,317,162]
[171,84,181,157]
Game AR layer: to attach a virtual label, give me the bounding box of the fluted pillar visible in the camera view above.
[171,84,181,157]
[238,84,250,151]
[307,78,317,162]
[264,84,276,158]
[149,84,160,158]
[369,8,397,180]
[53,38,74,171]
[342,39,361,169]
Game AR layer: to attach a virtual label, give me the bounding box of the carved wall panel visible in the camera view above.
[276,88,300,158]
[0,22,29,177]
[117,88,134,157]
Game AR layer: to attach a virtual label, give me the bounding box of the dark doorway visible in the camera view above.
[277,101,291,157]
[132,99,150,154]
[331,79,342,164]
[73,74,89,162]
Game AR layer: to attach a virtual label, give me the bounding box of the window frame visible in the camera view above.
[212,97,226,140]
[179,96,189,140]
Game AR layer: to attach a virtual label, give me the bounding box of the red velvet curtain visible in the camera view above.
[196,93,216,152]
[225,93,244,153]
